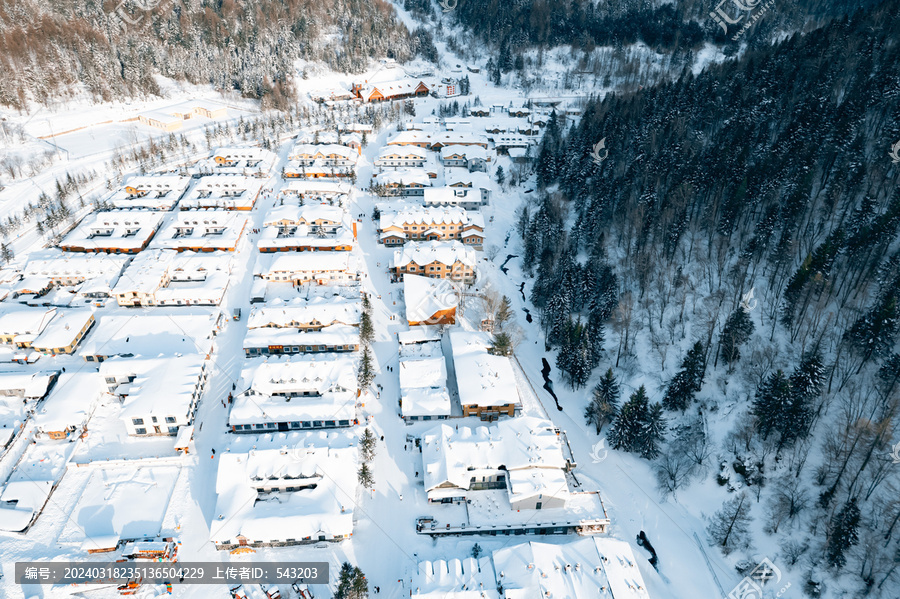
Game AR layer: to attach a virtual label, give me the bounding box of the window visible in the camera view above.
[254,424,265,429]
[165,416,176,424]
[132,418,144,425]
[338,420,350,426]
[266,423,277,429]
[168,427,178,434]
[105,376,117,384]
[135,428,147,435]
[151,416,158,423]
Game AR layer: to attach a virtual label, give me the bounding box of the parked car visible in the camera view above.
[233,308,241,321]
[292,582,314,598]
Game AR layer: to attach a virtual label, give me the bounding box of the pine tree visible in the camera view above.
[488,332,512,356]
[358,463,374,489]
[336,562,368,599]
[357,347,375,390]
[662,341,705,412]
[718,307,755,365]
[826,497,860,569]
[495,165,505,186]
[0,243,12,264]
[359,311,374,345]
[752,370,793,441]
[360,428,376,463]
[585,368,620,433]
[707,492,752,555]
[495,296,513,329]
[608,386,664,458]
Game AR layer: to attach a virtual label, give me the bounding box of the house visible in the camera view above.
[111,249,233,307]
[0,307,57,347]
[59,211,163,254]
[391,241,477,284]
[423,186,489,211]
[288,144,359,167]
[351,78,429,102]
[79,313,216,362]
[30,310,95,355]
[421,416,569,506]
[100,355,209,436]
[372,169,432,197]
[491,538,651,599]
[180,175,263,211]
[280,181,351,202]
[0,371,57,401]
[494,134,532,153]
[386,131,489,150]
[469,107,490,117]
[228,355,359,433]
[257,253,360,286]
[22,249,129,290]
[246,297,361,331]
[439,145,489,172]
[259,204,355,253]
[151,210,248,252]
[209,431,359,548]
[193,147,277,177]
[112,175,191,210]
[138,100,227,131]
[508,106,532,117]
[447,330,521,419]
[399,336,451,422]
[379,207,484,248]
[374,146,430,170]
[410,557,498,599]
[243,325,360,356]
[33,372,101,439]
[339,123,373,135]
[403,274,459,326]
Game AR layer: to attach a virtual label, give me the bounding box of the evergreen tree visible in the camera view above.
[495,165,505,186]
[358,462,374,489]
[718,307,755,365]
[359,311,374,345]
[662,341,705,412]
[360,428,376,463]
[357,347,375,390]
[488,332,512,356]
[608,386,665,458]
[495,296,513,329]
[752,370,793,441]
[585,368,620,433]
[336,562,368,599]
[825,498,860,569]
[0,243,12,264]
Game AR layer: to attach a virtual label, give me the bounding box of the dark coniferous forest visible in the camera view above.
[521,1,900,593]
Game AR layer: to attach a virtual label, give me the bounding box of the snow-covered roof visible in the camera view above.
[79,312,216,358]
[247,297,361,329]
[411,557,499,599]
[422,187,482,206]
[258,252,358,275]
[492,538,651,599]
[229,355,358,427]
[400,355,450,419]
[264,203,344,226]
[243,325,359,351]
[112,249,232,304]
[0,307,57,337]
[209,430,358,544]
[392,241,478,269]
[373,169,432,187]
[448,330,520,409]
[398,327,442,345]
[181,174,263,209]
[23,249,129,284]
[112,174,191,209]
[440,145,488,161]
[421,416,565,494]
[376,145,430,160]
[289,143,358,162]
[280,180,351,197]
[0,371,56,399]
[387,130,488,148]
[100,354,206,421]
[380,207,483,231]
[31,309,93,351]
[404,274,459,324]
[33,372,101,433]
[151,210,247,250]
[60,211,163,252]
